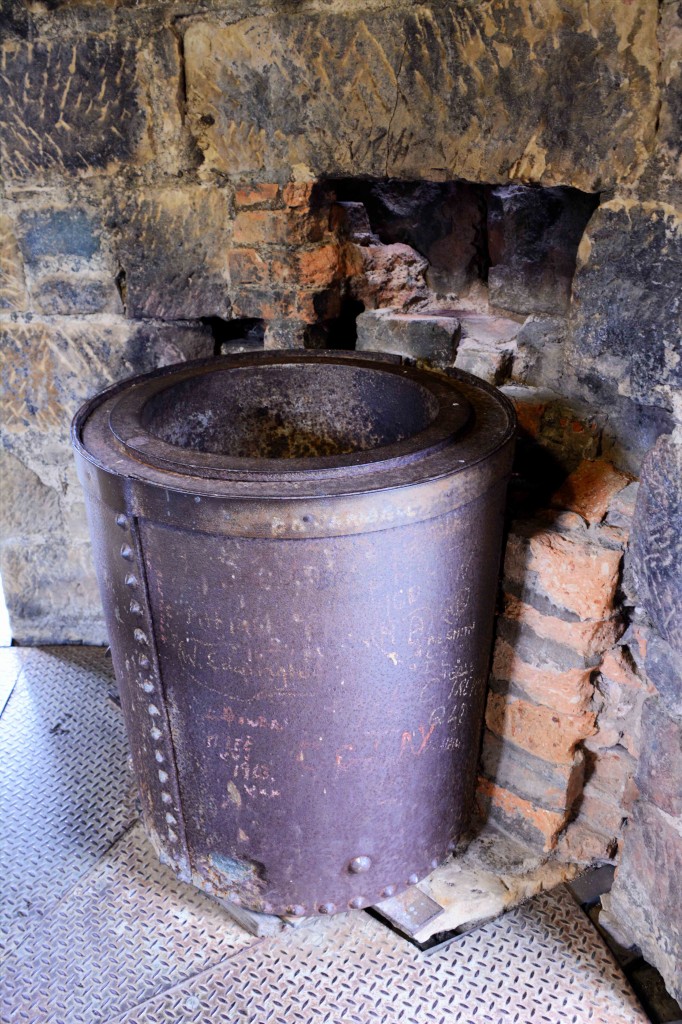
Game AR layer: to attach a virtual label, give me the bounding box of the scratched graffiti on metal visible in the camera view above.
[72,350,515,916]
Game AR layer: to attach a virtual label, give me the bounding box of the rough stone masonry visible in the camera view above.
[0,0,680,1001]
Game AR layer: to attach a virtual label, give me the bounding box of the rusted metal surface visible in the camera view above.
[72,350,515,916]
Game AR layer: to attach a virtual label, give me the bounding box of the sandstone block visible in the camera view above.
[485,691,595,764]
[356,309,460,366]
[488,185,598,315]
[184,4,657,188]
[0,38,149,180]
[232,209,325,247]
[0,316,213,492]
[114,188,231,320]
[604,802,682,1006]
[0,317,213,643]
[14,202,121,316]
[0,214,27,312]
[569,201,682,410]
[630,435,682,655]
[347,243,428,311]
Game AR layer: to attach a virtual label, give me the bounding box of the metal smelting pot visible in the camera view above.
[72,350,516,917]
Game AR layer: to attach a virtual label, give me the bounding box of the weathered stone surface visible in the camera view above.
[637,1,682,207]
[630,435,682,655]
[453,312,519,385]
[356,308,460,366]
[488,185,598,315]
[0,316,213,642]
[569,200,682,411]
[14,202,121,315]
[113,188,232,319]
[645,631,682,719]
[0,214,27,311]
[512,316,566,390]
[637,699,682,818]
[604,802,682,1006]
[358,181,484,295]
[0,316,213,491]
[0,38,150,180]
[185,3,658,188]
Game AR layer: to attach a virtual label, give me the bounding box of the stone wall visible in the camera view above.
[0,0,680,1000]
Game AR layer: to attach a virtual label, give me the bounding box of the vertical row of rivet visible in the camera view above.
[115,510,191,882]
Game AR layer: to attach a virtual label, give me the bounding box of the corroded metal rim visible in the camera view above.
[72,351,516,539]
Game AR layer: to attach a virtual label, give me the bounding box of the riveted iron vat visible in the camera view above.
[72,350,515,917]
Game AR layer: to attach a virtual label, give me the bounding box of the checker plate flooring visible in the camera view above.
[1,647,649,1024]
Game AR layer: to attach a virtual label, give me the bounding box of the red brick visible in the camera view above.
[506,529,623,620]
[502,594,621,659]
[227,248,269,286]
[492,638,594,714]
[233,209,325,246]
[282,182,314,208]
[485,691,596,764]
[476,777,568,851]
[552,458,632,524]
[297,244,342,288]
[234,183,279,208]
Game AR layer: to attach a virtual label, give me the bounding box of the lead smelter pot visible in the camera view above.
[73,350,515,917]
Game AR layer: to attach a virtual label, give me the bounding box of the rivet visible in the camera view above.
[158,769,169,783]
[120,544,133,560]
[381,885,395,898]
[155,751,165,763]
[161,791,172,804]
[349,897,364,910]
[228,892,239,904]
[430,858,439,870]
[167,828,178,842]
[348,855,371,874]
[262,902,274,914]
[124,574,138,587]
[116,513,127,528]
[407,873,419,886]
[288,905,306,917]
[204,881,214,894]
[318,902,336,915]
[447,839,457,853]
[148,704,160,716]
[142,681,154,693]
[165,812,177,825]
[134,628,148,645]
[150,726,162,740]
[130,600,142,615]
[139,654,150,668]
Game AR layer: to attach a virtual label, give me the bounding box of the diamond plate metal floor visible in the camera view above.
[1,647,648,1024]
